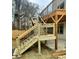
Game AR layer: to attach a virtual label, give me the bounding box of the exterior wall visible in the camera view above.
[58,22,66,40]
[46,22,66,50]
[64,0,66,9]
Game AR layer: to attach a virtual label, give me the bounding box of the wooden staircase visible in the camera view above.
[13,24,38,56]
[13,22,56,56]
[13,35,38,56]
[13,14,56,57]
[13,0,66,58]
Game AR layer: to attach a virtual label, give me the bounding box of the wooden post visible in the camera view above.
[55,23,58,50]
[19,19,21,30]
[16,39,20,48]
[55,14,58,50]
[16,38,21,56]
[53,23,55,35]
[37,23,41,54]
[46,26,47,34]
[54,14,64,50]
[38,40,41,54]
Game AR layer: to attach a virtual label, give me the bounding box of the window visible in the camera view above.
[58,2,64,9]
[58,24,64,34]
[60,2,64,9]
[47,27,53,34]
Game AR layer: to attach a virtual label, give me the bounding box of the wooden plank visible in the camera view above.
[16,24,37,40]
[57,14,65,23]
[38,40,41,54]
[20,38,37,54]
[39,16,46,24]
[56,9,66,15]
[39,34,56,41]
[52,50,66,57]
[41,23,55,28]
[37,23,40,36]
[53,24,55,35]
[55,14,58,50]
[51,16,56,23]
[16,24,37,48]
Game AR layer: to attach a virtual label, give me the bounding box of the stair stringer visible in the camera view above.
[13,36,38,56]
[20,36,38,54]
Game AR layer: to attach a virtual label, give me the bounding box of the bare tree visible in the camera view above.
[21,0,39,29]
[13,0,39,30]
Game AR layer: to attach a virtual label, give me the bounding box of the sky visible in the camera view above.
[29,0,52,12]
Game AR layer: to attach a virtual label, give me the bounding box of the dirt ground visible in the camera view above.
[12,30,26,39]
[12,39,66,59]
[12,30,66,59]
[13,44,66,59]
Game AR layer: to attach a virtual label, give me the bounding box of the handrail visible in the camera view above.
[39,16,46,24]
[16,24,37,40]
[40,0,54,15]
[31,16,46,24]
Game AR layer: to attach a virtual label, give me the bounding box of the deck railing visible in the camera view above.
[16,24,38,47]
[40,0,66,16]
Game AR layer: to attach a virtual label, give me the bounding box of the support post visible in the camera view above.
[55,14,58,50]
[53,23,55,35]
[38,40,41,54]
[37,23,41,54]
[16,38,21,56]
[55,23,58,50]
[19,19,21,30]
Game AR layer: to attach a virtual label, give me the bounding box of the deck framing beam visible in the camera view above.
[51,16,56,23]
[57,14,65,23]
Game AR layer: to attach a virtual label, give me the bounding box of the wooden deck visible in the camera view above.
[42,9,66,21]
